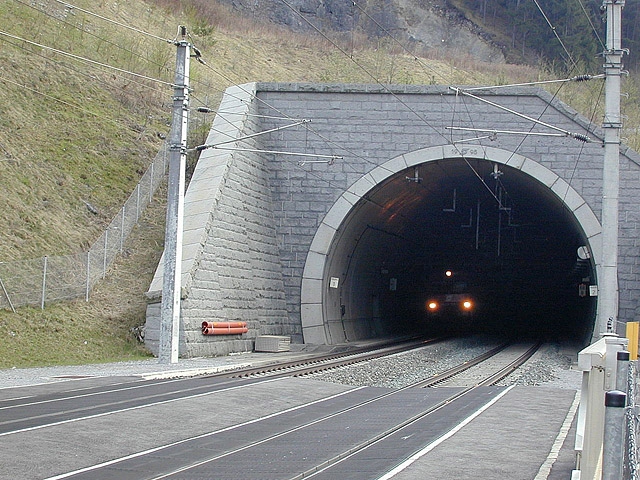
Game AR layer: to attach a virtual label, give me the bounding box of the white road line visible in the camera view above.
[0,378,277,437]
[0,379,172,411]
[533,390,580,480]
[43,385,365,480]
[376,385,515,480]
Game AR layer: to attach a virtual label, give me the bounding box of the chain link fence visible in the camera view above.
[0,144,168,311]
[626,359,640,480]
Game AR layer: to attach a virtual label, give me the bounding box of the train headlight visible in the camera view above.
[462,300,473,310]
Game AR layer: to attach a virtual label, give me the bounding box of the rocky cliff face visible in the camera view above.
[221,0,505,63]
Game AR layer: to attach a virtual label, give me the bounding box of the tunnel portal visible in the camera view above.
[145,83,640,359]
[315,157,596,345]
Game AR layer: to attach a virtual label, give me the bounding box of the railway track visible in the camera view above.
[0,337,442,437]
[413,341,541,388]
[226,337,442,379]
[1,338,542,480]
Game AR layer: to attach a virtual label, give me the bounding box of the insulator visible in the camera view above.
[573,133,590,142]
[572,75,593,82]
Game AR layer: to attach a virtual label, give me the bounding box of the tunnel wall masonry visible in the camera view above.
[256,83,640,343]
[145,82,640,356]
[145,84,291,357]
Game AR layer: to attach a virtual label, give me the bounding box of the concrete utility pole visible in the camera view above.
[598,1,625,336]
[159,26,191,363]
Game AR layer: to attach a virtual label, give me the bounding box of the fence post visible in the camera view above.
[103,230,108,279]
[136,184,141,223]
[150,162,155,204]
[603,390,627,480]
[85,250,91,302]
[41,256,48,310]
[163,142,167,173]
[120,206,125,253]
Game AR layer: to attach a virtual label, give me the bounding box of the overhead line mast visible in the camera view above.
[159,26,191,364]
[599,0,626,336]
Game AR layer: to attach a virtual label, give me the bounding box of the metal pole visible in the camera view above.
[85,250,90,302]
[603,390,626,480]
[103,230,108,279]
[616,350,630,393]
[598,0,625,336]
[158,27,190,364]
[41,256,47,310]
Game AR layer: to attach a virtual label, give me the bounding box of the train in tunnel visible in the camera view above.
[386,251,596,342]
[423,268,477,330]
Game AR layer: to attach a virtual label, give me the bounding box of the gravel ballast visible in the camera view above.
[311,336,583,390]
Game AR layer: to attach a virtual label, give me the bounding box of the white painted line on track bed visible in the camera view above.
[376,385,515,480]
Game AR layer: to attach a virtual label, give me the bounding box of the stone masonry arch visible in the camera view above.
[300,144,602,345]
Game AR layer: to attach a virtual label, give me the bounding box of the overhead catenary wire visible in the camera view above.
[532,0,578,70]
[19,0,229,109]
[0,30,172,87]
[350,0,455,85]
[277,0,442,138]
[14,0,175,79]
[52,0,174,44]
[194,62,432,235]
[275,0,601,210]
[21,0,595,221]
[576,0,607,52]
[0,33,169,98]
[0,75,108,121]
[449,86,591,142]
[462,74,604,91]
[194,61,376,168]
[274,0,499,195]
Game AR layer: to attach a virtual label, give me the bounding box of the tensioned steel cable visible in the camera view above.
[532,0,578,70]
[0,30,172,86]
[52,0,174,43]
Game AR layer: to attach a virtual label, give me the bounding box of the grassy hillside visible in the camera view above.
[0,0,631,368]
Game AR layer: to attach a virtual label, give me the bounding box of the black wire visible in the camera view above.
[13,0,173,72]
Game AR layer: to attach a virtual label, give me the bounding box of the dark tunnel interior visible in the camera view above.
[325,158,596,344]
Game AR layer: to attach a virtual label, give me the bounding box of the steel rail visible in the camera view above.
[287,342,542,479]
[31,340,542,479]
[133,342,542,480]
[411,342,512,388]
[0,338,439,435]
[225,337,444,379]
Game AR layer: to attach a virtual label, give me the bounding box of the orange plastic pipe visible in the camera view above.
[202,327,248,335]
[201,321,247,329]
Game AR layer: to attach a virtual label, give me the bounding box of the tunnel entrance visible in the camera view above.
[306,151,597,346]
